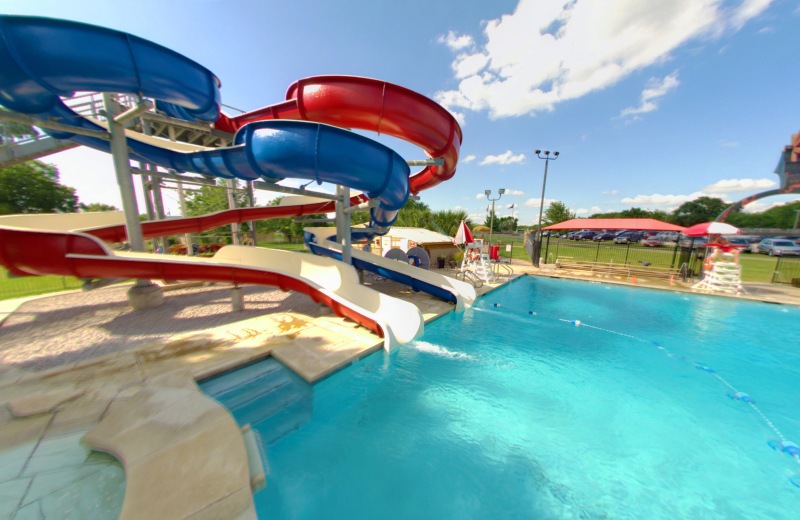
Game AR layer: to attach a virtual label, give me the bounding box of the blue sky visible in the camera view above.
[4,0,799,224]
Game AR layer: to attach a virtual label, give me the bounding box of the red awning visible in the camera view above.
[542,218,686,231]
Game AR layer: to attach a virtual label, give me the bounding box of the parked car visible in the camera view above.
[592,232,616,241]
[756,239,800,257]
[640,231,660,239]
[678,235,708,247]
[613,231,642,244]
[642,235,665,247]
[559,232,569,238]
[573,231,598,241]
[724,237,751,251]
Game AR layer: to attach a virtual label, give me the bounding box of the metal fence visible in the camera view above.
[772,257,800,285]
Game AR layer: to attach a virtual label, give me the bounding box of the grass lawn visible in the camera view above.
[492,235,781,283]
[0,266,84,302]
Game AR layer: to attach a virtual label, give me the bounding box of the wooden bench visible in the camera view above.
[554,257,680,283]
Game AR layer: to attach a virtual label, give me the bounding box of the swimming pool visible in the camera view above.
[202,276,800,519]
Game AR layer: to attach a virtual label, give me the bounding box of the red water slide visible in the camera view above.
[216,76,462,194]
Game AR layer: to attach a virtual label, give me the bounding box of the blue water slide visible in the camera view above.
[0,15,408,226]
[303,230,458,304]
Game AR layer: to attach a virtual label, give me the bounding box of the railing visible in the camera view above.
[455,270,483,288]
[772,257,800,285]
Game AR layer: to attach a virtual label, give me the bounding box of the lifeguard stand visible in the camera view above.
[461,239,496,283]
[692,247,746,295]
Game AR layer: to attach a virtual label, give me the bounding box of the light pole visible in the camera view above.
[485,188,505,245]
[533,150,559,267]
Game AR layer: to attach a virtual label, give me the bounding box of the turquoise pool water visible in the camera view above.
[203,277,800,519]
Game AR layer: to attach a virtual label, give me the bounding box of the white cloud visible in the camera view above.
[468,213,485,220]
[479,150,525,165]
[434,0,774,119]
[575,208,589,215]
[523,197,558,208]
[702,178,776,194]
[621,192,705,207]
[602,190,619,195]
[757,26,775,34]
[437,31,475,51]
[453,205,467,211]
[476,193,486,199]
[462,155,477,163]
[461,197,469,200]
[590,206,603,212]
[506,189,525,196]
[619,72,680,118]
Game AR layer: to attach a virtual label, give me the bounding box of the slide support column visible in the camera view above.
[227,179,240,245]
[336,185,351,265]
[246,181,258,246]
[102,93,163,307]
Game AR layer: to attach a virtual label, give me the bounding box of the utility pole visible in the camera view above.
[485,189,505,245]
[793,209,800,230]
[532,150,560,267]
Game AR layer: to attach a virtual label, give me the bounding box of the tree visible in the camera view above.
[184,179,249,242]
[542,201,575,227]
[670,196,728,227]
[430,209,471,236]
[726,199,800,229]
[0,109,39,145]
[0,161,80,215]
[80,202,119,212]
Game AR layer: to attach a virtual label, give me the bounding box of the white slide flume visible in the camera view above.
[303,227,477,311]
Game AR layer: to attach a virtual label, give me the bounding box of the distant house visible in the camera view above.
[360,227,459,260]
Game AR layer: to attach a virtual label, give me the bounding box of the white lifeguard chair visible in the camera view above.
[692,247,746,295]
[461,239,496,283]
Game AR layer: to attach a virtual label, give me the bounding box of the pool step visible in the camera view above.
[200,358,313,445]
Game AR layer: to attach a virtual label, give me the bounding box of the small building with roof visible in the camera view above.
[360,227,459,261]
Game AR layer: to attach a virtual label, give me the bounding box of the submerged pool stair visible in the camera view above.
[200,358,313,445]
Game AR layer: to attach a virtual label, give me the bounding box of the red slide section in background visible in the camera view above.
[0,227,383,337]
[86,195,370,243]
[214,76,462,194]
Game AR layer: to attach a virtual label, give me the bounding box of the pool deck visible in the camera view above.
[1,264,796,520]
[0,271,520,520]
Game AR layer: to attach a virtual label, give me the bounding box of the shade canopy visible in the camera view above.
[454,221,474,245]
[472,225,491,232]
[542,218,686,231]
[683,221,740,236]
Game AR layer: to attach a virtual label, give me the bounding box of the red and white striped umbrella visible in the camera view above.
[454,220,474,245]
[683,221,741,236]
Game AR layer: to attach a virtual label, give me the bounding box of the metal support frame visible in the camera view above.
[407,158,444,166]
[112,101,152,126]
[343,199,379,214]
[102,93,149,288]
[252,180,342,202]
[130,167,216,187]
[335,185,351,265]
[0,109,110,140]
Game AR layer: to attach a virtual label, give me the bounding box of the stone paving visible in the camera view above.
[0,284,321,371]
